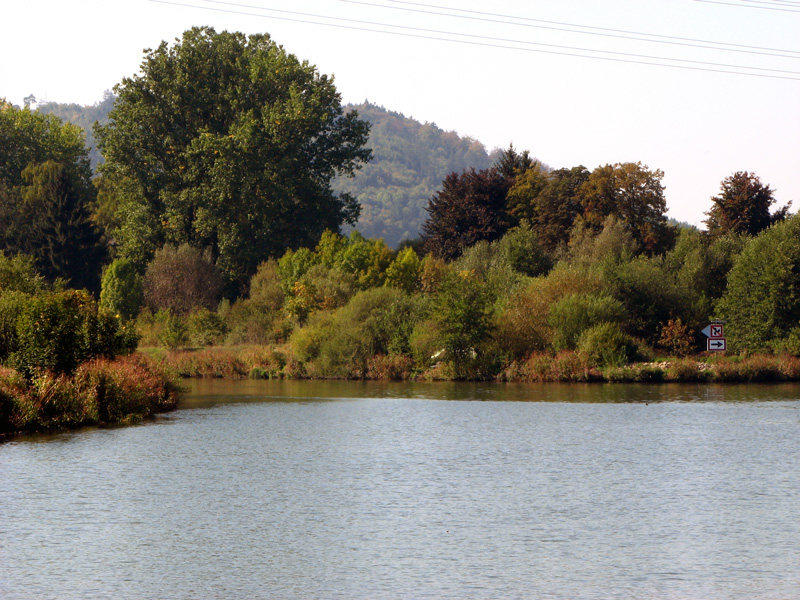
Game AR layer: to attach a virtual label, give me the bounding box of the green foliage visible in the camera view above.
[578,162,675,253]
[143,244,224,315]
[95,27,371,287]
[316,230,393,289]
[37,92,116,171]
[0,252,48,295]
[100,258,143,320]
[715,215,800,351]
[384,246,422,293]
[0,103,105,291]
[277,247,317,293]
[156,311,189,350]
[577,322,636,368]
[548,293,628,351]
[432,270,496,377]
[10,290,138,378]
[0,291,29,363]
[494,221,553,278]
[335,103,493,247]
[291,287,423,377]
[248,259,285,311]
[187,308,228,347]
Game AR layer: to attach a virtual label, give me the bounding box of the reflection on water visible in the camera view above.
[1,380,799,600]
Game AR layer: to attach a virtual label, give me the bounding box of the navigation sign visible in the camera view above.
[702,322,725,339]
[707,338,727,351]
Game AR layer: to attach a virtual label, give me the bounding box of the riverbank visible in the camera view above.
[0,354,182,441]
[142,345,800,384]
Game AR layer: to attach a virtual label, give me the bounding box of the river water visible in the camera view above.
[1,380,799,599]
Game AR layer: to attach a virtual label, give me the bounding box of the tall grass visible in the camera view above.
[0,355,181,438]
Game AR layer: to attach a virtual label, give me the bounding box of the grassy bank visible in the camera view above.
[0,354,182,440]
[144,345,800,384]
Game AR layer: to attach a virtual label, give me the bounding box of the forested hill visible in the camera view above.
[38,93,115,171]
[38,98,496,247]
[337,102,496,246]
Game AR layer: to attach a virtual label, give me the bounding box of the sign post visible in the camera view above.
[701,320,726,352]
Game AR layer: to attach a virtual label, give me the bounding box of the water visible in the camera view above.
[2,380,800,599]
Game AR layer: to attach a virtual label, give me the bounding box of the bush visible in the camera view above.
[0,290,29,363]
[658,318,696,357]
[100,258,143,320]
[577,322,636,368]
[0,252,49,295]
[549,293,627,351]
[10,290,138,378]
[187,308,228,347]
[157,311,189,350]
[143,244,224,315]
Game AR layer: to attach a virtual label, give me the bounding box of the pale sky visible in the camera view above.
[2,0,798,226]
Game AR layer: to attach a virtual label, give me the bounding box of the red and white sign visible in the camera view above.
[709,324,724,338]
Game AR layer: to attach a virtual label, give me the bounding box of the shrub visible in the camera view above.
[658,318,696,357]
[577,322,636,368]
[10,290,138,378]
[432,270,495,378]
[0,290,29,363]
[143,244,224,315]
[0,252,49,295]
[100,258,144,320]
[157,311,189,350]
[549,293,627,351]
[247,259,285,311]
[187,308,228,347]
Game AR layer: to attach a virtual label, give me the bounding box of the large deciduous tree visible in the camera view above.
[95,27,372,289]
[578,162,674,253]
[0,101,105,291]
[704,171,789,238]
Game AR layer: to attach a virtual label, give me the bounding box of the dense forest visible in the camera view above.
[2,25,800,438]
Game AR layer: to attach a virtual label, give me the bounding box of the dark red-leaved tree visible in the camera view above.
[705,171,790,237]
[422,168,512,261]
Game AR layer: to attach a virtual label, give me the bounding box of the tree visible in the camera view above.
[579,162,674,253]
[532,166,589,252]
[143,244,224,315]
[0,102,105,290]
[100,258,144,320]
[715,214,800,352]
[433,270,496,378]
[95,27,372,288]
[422,167,511,260]
[705,171,789,237]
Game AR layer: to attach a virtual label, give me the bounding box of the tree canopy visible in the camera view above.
[0,101,104,291]
[705,171,789,238]
[96,27,372,288]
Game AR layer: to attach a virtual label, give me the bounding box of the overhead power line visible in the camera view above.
[694,0,800,12]
[148,0,800,81]
[353,0,800,58]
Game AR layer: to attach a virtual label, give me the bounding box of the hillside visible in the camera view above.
[337,102,496,246]
[37,98,497,247]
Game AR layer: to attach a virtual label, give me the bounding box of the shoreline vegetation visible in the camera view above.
[0,355,182,441]
[145,345,800,385]
[4,28,800,440]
